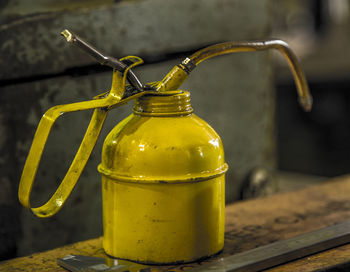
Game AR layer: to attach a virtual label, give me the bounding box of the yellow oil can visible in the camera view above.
[99,92,227,263]
[18,30,312,264]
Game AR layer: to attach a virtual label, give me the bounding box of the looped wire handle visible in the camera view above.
[18,56,144,217]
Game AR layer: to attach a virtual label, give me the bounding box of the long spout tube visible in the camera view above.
[157,39,312,112]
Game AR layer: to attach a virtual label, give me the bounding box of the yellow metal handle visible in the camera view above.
[18,56,144,217]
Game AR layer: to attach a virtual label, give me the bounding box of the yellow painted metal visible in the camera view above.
[18,56,145,218]
[98,91,228,263]
[155,66,188,92]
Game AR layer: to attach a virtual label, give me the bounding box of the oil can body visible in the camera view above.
[98,92,228,264]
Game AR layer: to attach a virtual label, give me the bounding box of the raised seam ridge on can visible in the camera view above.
[97,163,228,184]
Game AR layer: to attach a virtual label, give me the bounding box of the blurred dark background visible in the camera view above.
[0,0,349,262]
[273,1,350,177]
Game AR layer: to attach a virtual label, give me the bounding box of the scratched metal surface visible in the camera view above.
[2,175,350,271]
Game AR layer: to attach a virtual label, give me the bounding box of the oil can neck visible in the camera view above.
[133,91,193,116]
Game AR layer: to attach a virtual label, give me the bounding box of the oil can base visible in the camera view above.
[103,248,224,265]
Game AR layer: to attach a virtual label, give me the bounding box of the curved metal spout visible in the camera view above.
[157,39,312,112]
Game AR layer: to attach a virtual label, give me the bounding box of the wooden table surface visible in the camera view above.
[3,175,350,272]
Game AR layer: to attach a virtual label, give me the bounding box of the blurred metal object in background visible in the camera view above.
[240,167,277,199]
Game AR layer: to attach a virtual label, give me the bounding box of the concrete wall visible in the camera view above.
[0,0,274,259]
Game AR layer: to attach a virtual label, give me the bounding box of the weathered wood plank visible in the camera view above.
[2,175,350,271]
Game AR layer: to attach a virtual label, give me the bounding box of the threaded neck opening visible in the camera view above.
[133,91,193,116]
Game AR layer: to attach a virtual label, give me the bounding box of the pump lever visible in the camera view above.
[61,29,143,92]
